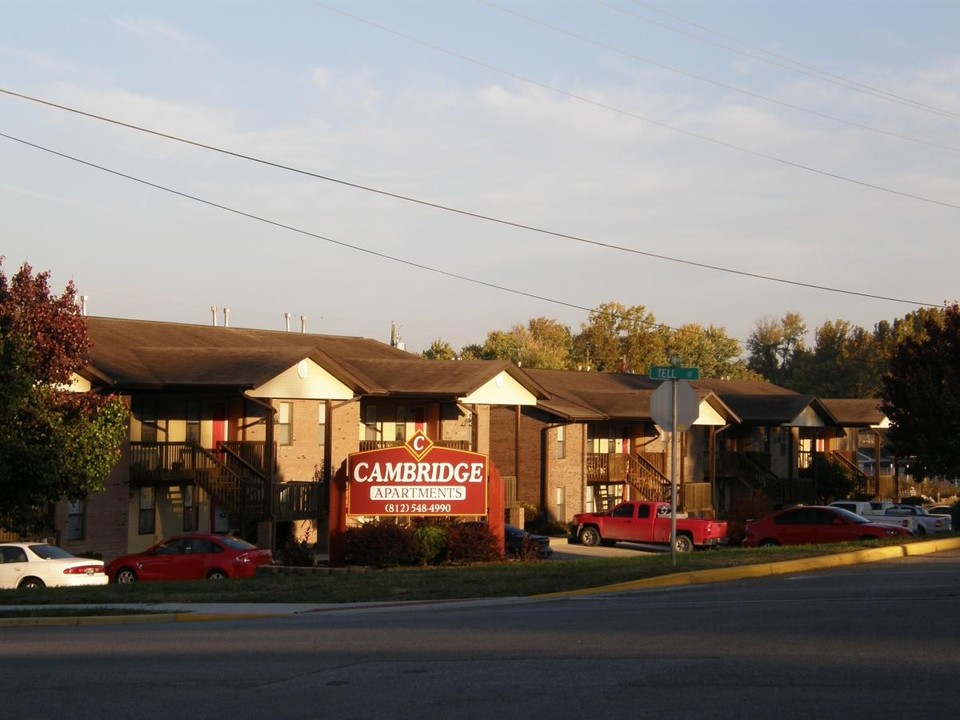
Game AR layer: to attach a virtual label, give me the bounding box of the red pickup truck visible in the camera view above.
[568,501,728,553]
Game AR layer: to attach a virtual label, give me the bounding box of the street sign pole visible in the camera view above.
[670,379,678,566]
[649,365,699,567]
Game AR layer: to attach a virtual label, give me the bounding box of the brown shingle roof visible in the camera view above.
[820,398,886,426]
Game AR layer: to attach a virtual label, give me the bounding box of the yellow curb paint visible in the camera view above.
[534,538,960,599]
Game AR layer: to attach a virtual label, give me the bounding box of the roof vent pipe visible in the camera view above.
[80,295,88,316]
[223,307,230,328]
[211,305,218,327]
[284,313,291,332]
[300,315,307,334]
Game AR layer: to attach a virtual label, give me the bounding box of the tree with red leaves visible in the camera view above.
[881,302,960,481]
[0,260,127,535]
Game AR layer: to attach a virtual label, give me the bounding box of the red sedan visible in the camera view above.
[106,533,272,583]
[742,505,912,548]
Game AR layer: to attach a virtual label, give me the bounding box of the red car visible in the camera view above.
[742,505,912,548]
[106,533,272,583]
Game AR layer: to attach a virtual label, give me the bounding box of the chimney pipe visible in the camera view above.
[80,295,88,316]
[300,315,307,334]
[223,307,230,328]
[284,313,291,332]
[211,305,218,327]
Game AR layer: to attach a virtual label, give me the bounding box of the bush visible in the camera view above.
[280,531,316,567]
[413,524,448,565]
[345,519,419,568]
[444,523,502,564]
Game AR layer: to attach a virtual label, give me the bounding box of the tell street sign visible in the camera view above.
[649,366,700,381]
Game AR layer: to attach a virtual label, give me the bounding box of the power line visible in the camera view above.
[611,0,960,122]
[306,3,960,212]
[0,88,944,308]
[478,0,960,154]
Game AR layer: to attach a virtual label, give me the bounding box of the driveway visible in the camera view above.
[547,537,663,560]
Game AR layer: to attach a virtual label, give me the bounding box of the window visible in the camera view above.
[140,400,159,442]
[138,487,156,535]
[364,405,378,442]
[182,485,197,532]
[185,401,201,444]
[66,499,85,541]
[557,425,566,459]
[555,487,566,523]
[277,402,293,445]
[613,503,636,518]
[318,402,327,449]
[395,407,407,442]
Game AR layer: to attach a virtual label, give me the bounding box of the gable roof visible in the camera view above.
[820,398,888,427]
[520,368,737,424]
[81,317,546,403]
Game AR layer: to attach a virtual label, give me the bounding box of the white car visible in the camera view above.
[0,542,108,589]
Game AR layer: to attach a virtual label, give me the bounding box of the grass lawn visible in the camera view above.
[0,541,914,614]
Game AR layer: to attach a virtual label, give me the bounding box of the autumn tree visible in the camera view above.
[880,303,960,480]
[476,318,572,369]
[0,261,127,534]
[573,302,668,373]
[421,339,458,361]
[666,323,756,380]
[746,312,807,386]
[790,319,885,397]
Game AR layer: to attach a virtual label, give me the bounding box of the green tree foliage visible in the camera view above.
[790,319,885,397]
[880,303,960,480]
[421,339,458,360]
[477,317,572,369]
[745,312,807,386]
[0,261,128,534]
[573,302,668,373]
[667,323,757,380]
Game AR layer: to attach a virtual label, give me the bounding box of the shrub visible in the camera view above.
[280,531,316,567]
[413,524,448,565]
[344,519,419,568]
[445,523,502,564]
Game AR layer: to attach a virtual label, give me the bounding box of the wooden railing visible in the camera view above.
[358,439,471,452]
[586,452,671,503]
[830,450,872,495]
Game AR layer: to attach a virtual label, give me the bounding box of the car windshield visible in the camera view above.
[829,507,871,524]
[29,544,76,560]
[218,536,257,551]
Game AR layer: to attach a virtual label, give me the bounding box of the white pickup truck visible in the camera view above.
[881,505,952,535]
[829,501,953,535]
[828,501,917,534]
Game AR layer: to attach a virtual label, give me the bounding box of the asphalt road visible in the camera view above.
[4,548,958,719]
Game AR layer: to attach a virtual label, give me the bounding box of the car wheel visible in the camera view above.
[579,526,602,547]
[114,567,138,584]
[19,577,45,589]
[207,569,228,580]
[674,534,694,554]
[758,539,779,548]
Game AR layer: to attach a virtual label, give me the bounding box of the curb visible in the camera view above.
[4,537,959,625]
[534,536,960,599]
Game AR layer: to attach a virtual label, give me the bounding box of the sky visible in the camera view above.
[2,1,959,355]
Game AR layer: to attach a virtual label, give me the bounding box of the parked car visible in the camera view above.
[105,533,273,583]
[504,524,552,559]
[928,505,955,516]
[0,542,108,589]
[742,506,913,548]
[882,504,952,535]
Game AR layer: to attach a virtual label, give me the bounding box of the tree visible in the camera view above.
[573,302,668,373]
[790,319,884,397]
[746,312,807,386]
[666,323,757,380]
[880,303,960,480]
[0,260,128,534]
[476,318,572,369]
[421,339,458,361]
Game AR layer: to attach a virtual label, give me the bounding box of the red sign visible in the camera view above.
[347,432,488,516]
